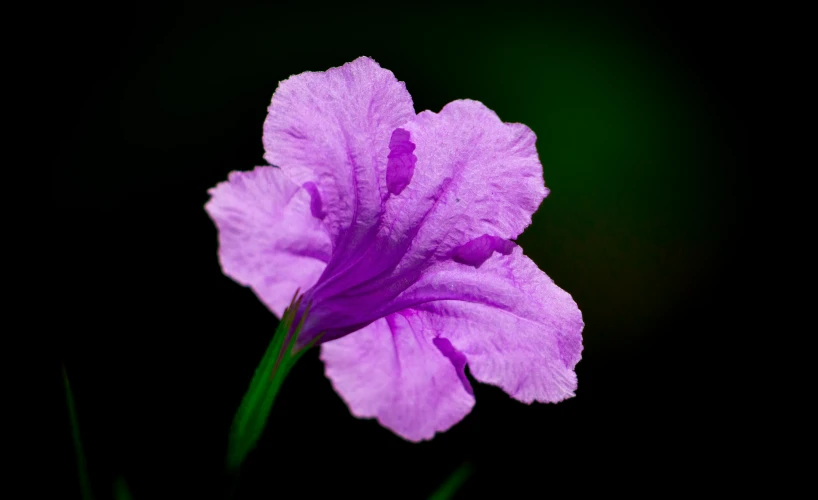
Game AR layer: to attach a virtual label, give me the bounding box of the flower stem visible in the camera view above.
[226,291,318,475]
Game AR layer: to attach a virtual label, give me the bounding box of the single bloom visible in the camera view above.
[205,56,583,441]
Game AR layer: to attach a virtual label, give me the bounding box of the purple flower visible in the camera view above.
[205,57,583,441]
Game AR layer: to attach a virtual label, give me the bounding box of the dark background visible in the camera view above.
[53,1,759,498]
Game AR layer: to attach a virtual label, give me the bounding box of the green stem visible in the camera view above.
[227,291,319,474]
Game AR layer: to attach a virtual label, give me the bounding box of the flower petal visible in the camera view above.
[320,311,475,442]
[296,100,550,344]
[381,99,548,265]
[205,167,332,316]
[262,56,416,259]
[396,246,584,403]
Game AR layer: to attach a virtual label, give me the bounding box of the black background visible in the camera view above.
[52,2,761,498]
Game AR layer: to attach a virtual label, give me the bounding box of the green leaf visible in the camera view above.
[62,364,94,500]
[227,291,316,472]
[428,462,473,500]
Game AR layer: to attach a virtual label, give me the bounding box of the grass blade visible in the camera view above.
[428,462,473,500]
[62,363,94,500]
[113,477,133,500]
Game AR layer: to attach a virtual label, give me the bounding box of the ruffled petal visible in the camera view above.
[396,246,584,403]
[380,99,548,267]
[320,311,475,442]
[205,167,332,316]
[262,56,415,259]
